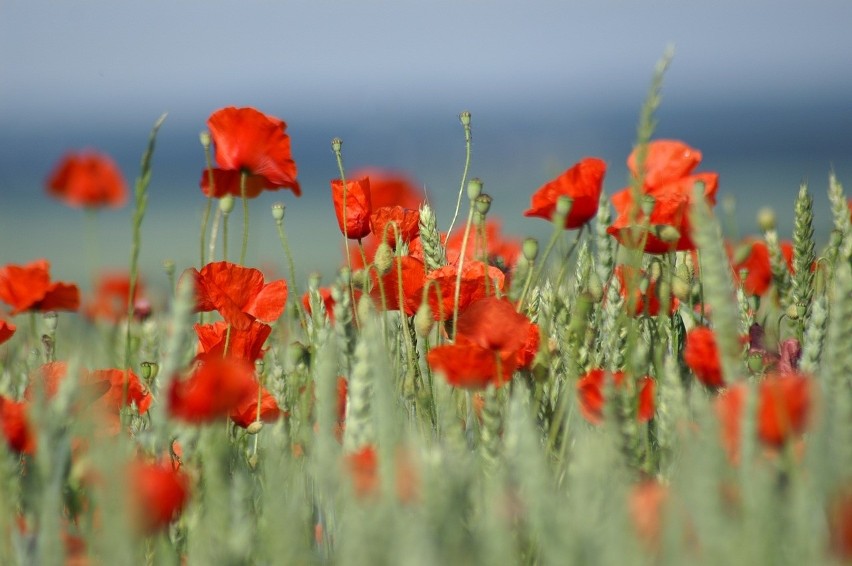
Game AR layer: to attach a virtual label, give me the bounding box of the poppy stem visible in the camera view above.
[517,223,562,309]
[447,111,472,238]
[200,133,216,267]
[208,207,222,263]
[332,139,354,280]
[451,205,476,341]
[239,170,250,265]
[274,205,308,331]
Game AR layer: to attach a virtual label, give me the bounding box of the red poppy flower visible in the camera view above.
[351,168,424,210]
[423,261,506,322]
[608,140,719,254]
[516,323,540,370]
[195,320,271,362]
[370,206,420,247]
[629,480,669,550]
[442,220,522,273]
[331,177,373,240]
[370,256,426,315]
[46,150,128,208]
[427,340,519,389]
[230,385,281,428]
[200,106,300,198]
[344,444,418,502]
[190,261,288,330]
[0,396,35,454]
[93,368,152,415]
[525,157,606,229]
[684,327,724,388]
[612,265,677,317]
[715,372,811,461]
[84,272,146,322]
[129,460,191,533]
[301,287,362,325]
[0,259,80,315]
[730,239,793,296]
[576,369,655,425]
[455,297,531,352]
[169,356,258,423]
[0,319,15,345]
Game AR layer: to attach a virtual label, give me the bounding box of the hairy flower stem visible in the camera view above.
[222,209,230,261]
[239,170,250,265]
[274,210,307,330]
[199,136,216,267]
[451,205,476,340]
[333,139,354,279]
[446,111,472,237]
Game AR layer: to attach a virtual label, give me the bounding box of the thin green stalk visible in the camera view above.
[274,205,307,330]
[199,132,215,266]
[451,206,476,340]
[446,111,472,237]
[239,170,250,265]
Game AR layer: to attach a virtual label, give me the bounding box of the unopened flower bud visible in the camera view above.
[219,194,235,214]
[140,361,159,382]
[640,195,656,216]
[474,193,492,216]
[374,242,394,275]
[656,224,681,244]
[648,260,662,283]
[671,276,691,301]
[555,195,573,217]
[756,207,776,232]
[522,238,539,262]
[350,269,369,291]
[785,302,800,320]
[247,421,264,435]
[255,359,265,375]
[271,203,285,222]
[466,178,483,201]
[747,352,765,374]
[587,271,603,301]
[331,137,343,153]
[414,303,434,337]
[459,111,471,127]
[199,131,211,149]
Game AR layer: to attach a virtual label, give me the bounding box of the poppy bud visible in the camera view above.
[640,195,656,216]
[587,272,603,302]
[199,131,211,149]
[474,193,493,216]
[671,276,691,301]
[43,312,58,334]
[555,195,573,217]
[523,238,539,262]
[757,207,776,232]
[648,260,662,283]
[247,421,264,435]
[785,302,800,320]
[748,352,765,374]
[350,269,369,291]
[255,359,265,375]
[414,303,434,337]
[331,137,343,153]
[271,203,285,223]
[356,295,374,322]
[219,194,235,214]
[460,111,471,127]
[374,242,394,275]
[656,225,681,244]
[467,178,483,201]
[140,361,159,382]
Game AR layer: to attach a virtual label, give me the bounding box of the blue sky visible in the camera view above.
[2,1,852,284]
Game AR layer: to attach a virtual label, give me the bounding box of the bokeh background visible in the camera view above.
[2,1,852,292]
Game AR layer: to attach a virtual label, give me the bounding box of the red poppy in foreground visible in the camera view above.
[46,150,128,208]
[190,262,288,330]
[422,261,506,322]
[684,327,724,388]
[608,140,719,254]
[93,369,152,415]
[0,259,80,315]
[230,386,281,428]
[200,106,300,198]
[576,369,655,425]
[829,486,852,561]
[130,460,191,533]
[331,177,373,240]
[0,396,35,454]
[370,206,420,247]
[0,319,15,345]
[715,372,811,462]
[169,356,258,423]
[525,157,606,229]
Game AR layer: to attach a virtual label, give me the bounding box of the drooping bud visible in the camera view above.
[247,421,264,435]
[671,276,691,301]
[414,302,434,337]
[374,242,394,275]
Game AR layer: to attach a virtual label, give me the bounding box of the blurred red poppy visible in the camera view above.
[684,327,724,388]
[525,157,606,229]
[200,106,300,198]
[46,150,127,208]
[352,168,424,210]
[730,239,793,296]
[0,396,35,454]
[576,369,655,425]
[301,287,362,325]
[423,261,505,322]
[93,368,152,415]
[612,265,677,317]
[443,220,522,273]
[0,259,80,315]
[331,177,373,240]
[344,444,418,502]
[169,356,258,423]
[370,206,420,247]
[190,261,288,330]
[715,372,811,461]
[370,256,426,315]
[230,385,281,428]
[608,140,718,254]
[0,319,14,345]
[829,486,852,561]
[195,320,271,362]
[130,460,191,533]
[84,272,146,322]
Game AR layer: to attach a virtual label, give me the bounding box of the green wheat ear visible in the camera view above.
[418,202,446,272]
[791,183,816,337]
[827,172,852,268]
